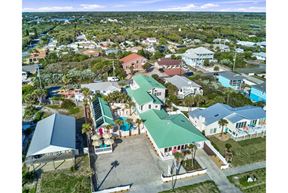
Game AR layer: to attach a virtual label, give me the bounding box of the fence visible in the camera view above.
[204,141,229,170]
[172,103,206,112]
[92,185,131,193]
[161,168,207,182]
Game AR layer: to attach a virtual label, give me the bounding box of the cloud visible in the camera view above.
[23,6,73,12]
[79,4,106,10]
[132,0,166,4]
[158,3,196,11]
[219,6,265,12]
[200,3,219,9]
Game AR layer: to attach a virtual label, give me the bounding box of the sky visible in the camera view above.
[22,0,266,12]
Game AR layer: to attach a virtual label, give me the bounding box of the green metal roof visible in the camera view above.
[133,74,166,90]
[92,97,114,128]
[126,87,163,105]
[140,109,206,148]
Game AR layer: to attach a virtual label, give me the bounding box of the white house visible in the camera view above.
[236,40,256,47]
[81,82,121,96]
[182,47,214,67]
[253,52,266,61]
[235,48,244,53]
[213,44,230,52]
[165,75,203,99]
[126,74,166,113]
[189,103,266,140]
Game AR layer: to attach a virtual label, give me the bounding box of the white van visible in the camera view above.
[107,76,119,82]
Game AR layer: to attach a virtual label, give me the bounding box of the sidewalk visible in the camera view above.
[224,161,266,176]
[195,149,242,193]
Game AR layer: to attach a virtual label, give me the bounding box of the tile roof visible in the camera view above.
[140,109,206,148]
[26,114,76,157]
[189,103,266,125]
[164,68,184,76]
[120,53,146,63]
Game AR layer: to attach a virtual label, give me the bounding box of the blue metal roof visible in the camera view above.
[189,103,266,125]
[26,113,76,157]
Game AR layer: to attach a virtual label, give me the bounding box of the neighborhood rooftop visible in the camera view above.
[26,113,76,157]
[81,82,120,92]
[218,71,245,80]
[91,97,114,128]
[252,82,266,92]
[140,109,206,148]
[189,103,266,126]
[165,75,201,89]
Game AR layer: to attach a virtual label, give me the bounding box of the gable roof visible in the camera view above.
[165,75,201,89]
[120,53,146,63]
[218,71,244,81]
[140,109,206,148]
[26,114,76,157]
[81,82,120,92]
[252,82,266,93]
[164,68,184,76]
[189,103,266,125]
[158,58,182,66]
[91,97,114,128]
[133,74,166,90]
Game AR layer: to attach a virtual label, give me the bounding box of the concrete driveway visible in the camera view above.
[95,134,166,192]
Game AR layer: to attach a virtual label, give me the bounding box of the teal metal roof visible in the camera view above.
[140,109,206,148]
[133,74,166,90]
[92,97,114,128]
[127,87,163,105]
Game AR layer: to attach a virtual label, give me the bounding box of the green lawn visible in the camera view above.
[228,168,266,193]
[209,136,266,166]
[40,156,91,193]
[159,181,220,193]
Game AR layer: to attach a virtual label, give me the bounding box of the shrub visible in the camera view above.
[61,99,76,109]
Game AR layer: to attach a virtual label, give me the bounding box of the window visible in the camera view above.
[177,146,181,150]
[236,121,247,128]
[250,120,257,126]
[148,104,151,109]
[213,128,217,133]
[169,147,172,151]
[210,129,214,134]
[164,148,168,153]
[181,145,184,149]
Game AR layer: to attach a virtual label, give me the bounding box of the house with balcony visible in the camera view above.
[126,74,207,160]
[182,47,214,67]
[126,74,166,113]
[250,82,266,103]
[189,103,266,140]
[217,71,244,91]
[120,53,147,74]
[165,75,203,99]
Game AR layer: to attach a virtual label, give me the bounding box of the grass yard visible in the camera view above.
[159,180,220,193]
[209,136,266,166]
[40,156,91,193]
[228,168,266,193]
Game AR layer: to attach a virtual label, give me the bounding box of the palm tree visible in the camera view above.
[114,119,123,137]
[183,96,195,107]
[82,123,91,136]
[173,152,184,170]
[127,100,135,115]
[218,119,229,137]
[106,124,114,134]
[194,95,205,107]
[32,89,47,104]
[224,88,234,104]
[135,119,142,134]
[126,118,133,136]
[62,75,71,88]
[187,144,197,169]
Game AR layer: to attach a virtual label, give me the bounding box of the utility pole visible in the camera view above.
[232,50,237,72]
[37,66,42,89]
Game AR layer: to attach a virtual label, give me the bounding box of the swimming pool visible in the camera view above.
[119,117,133,131]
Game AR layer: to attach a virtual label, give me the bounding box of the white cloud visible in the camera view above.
[79,4,106,10]
[200,3,219,9]
[23,6,73,12]
[158,3,196,11]
[219,6,265,12]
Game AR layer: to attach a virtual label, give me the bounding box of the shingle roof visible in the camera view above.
[252,82,266,93]
[165,75,201,89]
[140,109,206,148]
[218,71,244,81]
[81,82,120,92]
[158,58,181,66]
[120,53,146,63]
[26,114,76,157]
[189,103,266,125]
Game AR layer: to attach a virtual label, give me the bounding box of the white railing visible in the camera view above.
[205,141,229,169]
[161,168,207,182]
[93,185,131,193]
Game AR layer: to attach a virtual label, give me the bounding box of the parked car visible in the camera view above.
[107,76,119,82]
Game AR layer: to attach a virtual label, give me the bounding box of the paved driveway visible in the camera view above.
[95,134,166,192]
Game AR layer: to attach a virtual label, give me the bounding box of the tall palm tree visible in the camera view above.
[127,100,135,115]
[135,119,142,134]
[173,152,184,170]
[218,119,229,137]
[126,118,133,136]
[32,89,47,104]
[82,123,91,136]
[114,119,123,137]
[224,88,234,104]
[187,144,197,168]
[106,124,114,134]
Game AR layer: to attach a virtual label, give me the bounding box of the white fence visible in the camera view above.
[172,103,206,112]
[92,185,131,193]
[205,141,229,170]
[161,169,207,182]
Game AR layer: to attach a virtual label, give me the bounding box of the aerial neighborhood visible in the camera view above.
[22,11,266,193]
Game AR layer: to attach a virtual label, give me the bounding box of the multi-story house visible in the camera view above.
[182,47,214,67]
[126,74,166,113]
[165,75,203,99]
[217,71,244,91]
[250,82,266,103]
[120,53,147,74]
[189,103,266,140]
